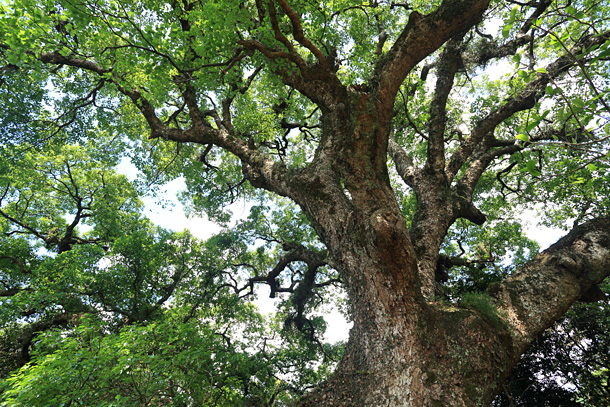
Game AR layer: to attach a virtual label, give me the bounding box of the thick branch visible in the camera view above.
[426,38,462,176]
[491,217,610,353]
[249,244,328,298]
[17,312,83,365]
[39,51,108,74]
[238,35,342,110]
[464,0,550,67]
[375,0,490,108]
[388,135,416,188]
[465,34,532,67]
[519,0,553,35]
[276,0,327,70]
[454,140,522,202]
[173,74,206,129]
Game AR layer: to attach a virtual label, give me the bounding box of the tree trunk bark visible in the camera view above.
[295,199,517,406]
[299,305,516,407]
[296,217,610,406]
[288,99,514,406]
[279,84,610,407]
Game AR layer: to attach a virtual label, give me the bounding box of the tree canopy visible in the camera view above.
[1,0,610,405]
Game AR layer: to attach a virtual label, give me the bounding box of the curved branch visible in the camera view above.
[236,43,342,111]
[464,34,532,67]
[374,0,490,109]
[491,216,610,354]
[374,13,388,56]
[454,141,522,203]
[17,312,84,366]
[237,39,302,66]
[248,243,329,298]
[519,0,553,35]
[276,0,328,71]
[388,135,416,188]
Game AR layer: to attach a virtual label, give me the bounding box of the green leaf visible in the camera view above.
[572,97,585,109]
[525,160,541,176]
[502,23,513,39]
[516,134,530,142]
[526,121,539,132]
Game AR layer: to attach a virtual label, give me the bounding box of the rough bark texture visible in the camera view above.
[295,215,610,406]
[492,218,610,353]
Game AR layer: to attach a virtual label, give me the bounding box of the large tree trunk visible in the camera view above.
[299,306,515,407]
[294,194,516,406]
[283,94,511,405]
[296,215,610,406]
[283,87,610,407]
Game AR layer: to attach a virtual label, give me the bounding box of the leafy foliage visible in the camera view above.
[0,136,339,405]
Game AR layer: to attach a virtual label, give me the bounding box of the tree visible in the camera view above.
[1,0,610,405]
